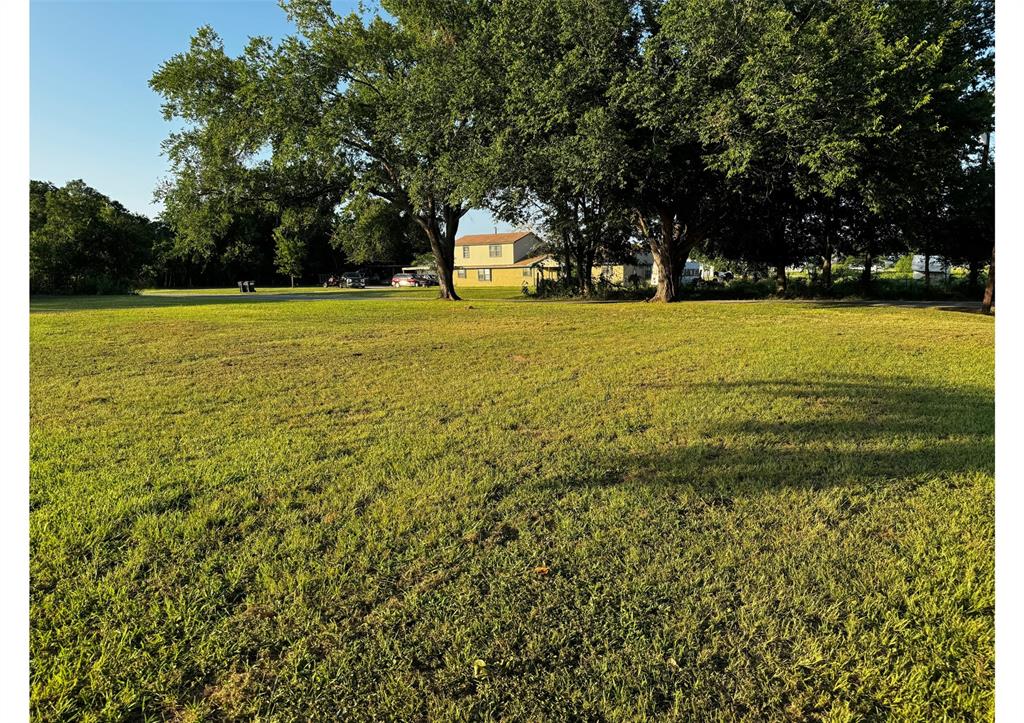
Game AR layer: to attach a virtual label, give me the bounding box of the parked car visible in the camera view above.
[339,271,367,288]
[715,270,734,282]
[415,274,439,287]
[391,273,426,287]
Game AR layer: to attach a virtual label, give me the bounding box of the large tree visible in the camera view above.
[694,0,991,301]
[613,0,900,301]
[485,0,639,295]
[151,0,495,300]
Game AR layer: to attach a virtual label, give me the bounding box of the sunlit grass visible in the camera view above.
[30,295,993,721]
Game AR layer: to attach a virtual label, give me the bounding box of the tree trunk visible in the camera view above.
[423,209,461,301]
[436,261,459,300]
[982,243,994,314]
[968,259,980,290]
[924,253,931,288]
[648,205,691,303]
[558,230,572,285]
[584,247,597,295]
[290,276,295,288]
[651,242,679,302]
[820,210,833,289]
[861,254,872,287]
[576,253,589,295]
[979,131,992,314]
[431,233,460,301]
[775,261,787,294]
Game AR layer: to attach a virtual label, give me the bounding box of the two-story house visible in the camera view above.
[452,230,657,288]
[452,231,554,287]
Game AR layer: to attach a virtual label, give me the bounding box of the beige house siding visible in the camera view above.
[458,241,513,266]
[454,266,540,288]
[591,253,655,285]
[592,263,654,285]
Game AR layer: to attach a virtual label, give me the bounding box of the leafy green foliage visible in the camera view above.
[330,196,425,265]
[623,0,991,299]
[894,255,915,274]
[29,180,159,294]
[146,0,993,300]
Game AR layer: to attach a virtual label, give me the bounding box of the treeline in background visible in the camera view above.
[29,179,355,294]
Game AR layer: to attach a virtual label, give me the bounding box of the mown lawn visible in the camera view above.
[30,293,994,721]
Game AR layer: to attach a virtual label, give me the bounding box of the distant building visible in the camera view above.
[593,252,655,286]
[452,231,655,287]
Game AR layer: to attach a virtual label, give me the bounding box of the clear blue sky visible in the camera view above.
[30,0,510,235]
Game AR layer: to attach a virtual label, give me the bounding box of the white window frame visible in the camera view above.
[456,268,466,278]
[477,268,492,281]
[488,244,502,258]
[462,246,470,258]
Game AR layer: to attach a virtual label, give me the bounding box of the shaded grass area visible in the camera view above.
[30,296,993,721]
[140,286,529,300]
[30,286,524,312]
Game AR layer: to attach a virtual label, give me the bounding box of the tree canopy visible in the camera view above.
[141,0,995,302]
[30,180,162,294]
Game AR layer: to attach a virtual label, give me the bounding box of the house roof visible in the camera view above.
[512,254,554,267]
[455,231,534,247]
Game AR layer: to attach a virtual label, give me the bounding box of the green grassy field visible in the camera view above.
[30,293,994,721]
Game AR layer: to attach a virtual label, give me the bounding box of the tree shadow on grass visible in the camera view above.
[936,305,989,315]
[29,294,310,312]
[28,290,432,312]
[28,288,531,312]
[543,377,993,498]
[795,299,984,310]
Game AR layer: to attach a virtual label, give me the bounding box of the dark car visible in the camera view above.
[415,274,439,287]
[339,271,367,288]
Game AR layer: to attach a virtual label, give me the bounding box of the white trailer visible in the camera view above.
[650,259,704,287]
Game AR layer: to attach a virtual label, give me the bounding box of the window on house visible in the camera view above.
[477,268,492,281]
[462,246,470,258]
[488,244,502,258]
[456,269,466,278]
[523,267,532,277]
